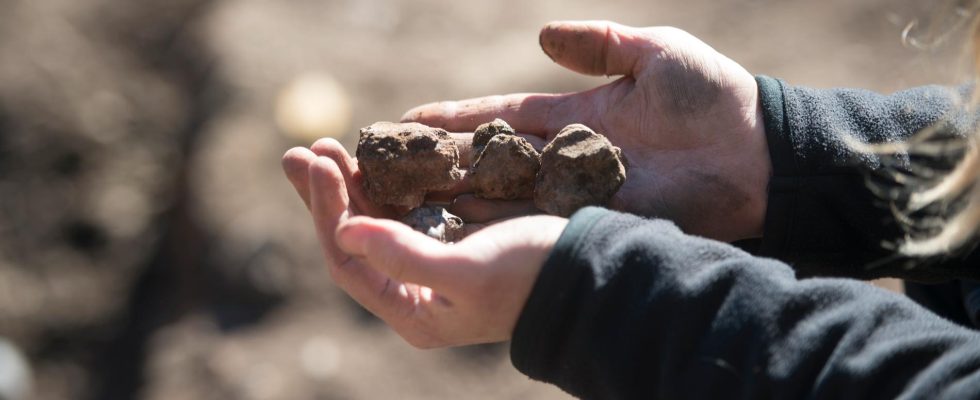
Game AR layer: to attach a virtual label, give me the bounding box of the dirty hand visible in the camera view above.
[283,151,567,347]
[403,20,771,242]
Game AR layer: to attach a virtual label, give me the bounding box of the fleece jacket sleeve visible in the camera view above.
[754,76,979,282]
[512,207,980,400]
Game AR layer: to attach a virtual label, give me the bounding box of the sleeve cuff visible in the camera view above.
[755,75,798,177]
[509,206,609,377]
[754,75,798,257]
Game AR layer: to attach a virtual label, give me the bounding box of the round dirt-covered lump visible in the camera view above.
[534,124,628,217]
[469,133,540,200]
[356,122,462,209]
[472,118,516,155]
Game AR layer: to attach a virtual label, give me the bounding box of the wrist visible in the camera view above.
[707,76,771,241]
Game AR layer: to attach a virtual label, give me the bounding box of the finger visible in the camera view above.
[401,92,593,136]
[448,195,540,223]
[307,156,429,329]
[329,257,423,331]
[282,146,317,210]
[449,133,476,166]
[309,138,392,218]
[309,157,353,267]
[336,216,463,291]
[539,20,653,77]
[456,218,529,239]
[427,171,473,203]
[459,222,488,238]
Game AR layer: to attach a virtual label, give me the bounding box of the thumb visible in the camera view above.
[336,216,462,290]
[539,20,653,77]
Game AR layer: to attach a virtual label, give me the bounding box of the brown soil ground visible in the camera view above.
[0,0,968,399]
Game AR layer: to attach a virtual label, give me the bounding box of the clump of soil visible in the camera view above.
[356,122,462,209]
[401,206,464,242]
[472,118,517,155]
[358,120,626,237]
[534,124,628,217]
[469,119,540,200]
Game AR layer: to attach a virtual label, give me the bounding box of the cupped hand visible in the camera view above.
[336,214,566,347]
[403,21,772,242]
[283,149,567,347]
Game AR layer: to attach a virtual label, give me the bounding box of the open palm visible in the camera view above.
[403,21,771,242]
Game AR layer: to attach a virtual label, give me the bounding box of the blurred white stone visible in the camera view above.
[275,72,352,143]
[0,338,31,400]
[243,363,284,400]
[299,336,341,380]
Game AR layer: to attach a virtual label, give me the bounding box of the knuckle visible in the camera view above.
[471,273,499,297]
[383,249,415,284]
[326,255,355,284]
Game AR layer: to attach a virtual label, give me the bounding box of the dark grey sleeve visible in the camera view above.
[754,76,979,281]
[511,207,980,399]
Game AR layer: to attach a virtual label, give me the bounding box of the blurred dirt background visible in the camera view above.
[0,0,971,399]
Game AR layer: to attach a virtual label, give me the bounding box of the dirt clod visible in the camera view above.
[472,118,517,155]
[356,122,462,209]
[534,124,628,217]
[401,206,464,243]
[470,133,540,200]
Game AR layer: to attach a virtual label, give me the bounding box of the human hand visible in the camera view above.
[336,214,566,347]
[403,21,772,242]
[283,149,567,347]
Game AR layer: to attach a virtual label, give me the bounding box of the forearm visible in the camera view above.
[755,76,978,280]
[512,208,980,399]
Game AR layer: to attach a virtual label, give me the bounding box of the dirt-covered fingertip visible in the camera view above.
[538,20,643,77]
[400,101,456,127]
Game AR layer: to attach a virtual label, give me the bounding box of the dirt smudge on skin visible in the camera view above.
[688,169,752,218]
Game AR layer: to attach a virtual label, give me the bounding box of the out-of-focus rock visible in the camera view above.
[534,124,628,217]
[470,133,540,200]
[356,122,462,209]
[400,206,464,243]
[145,313,356,400]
